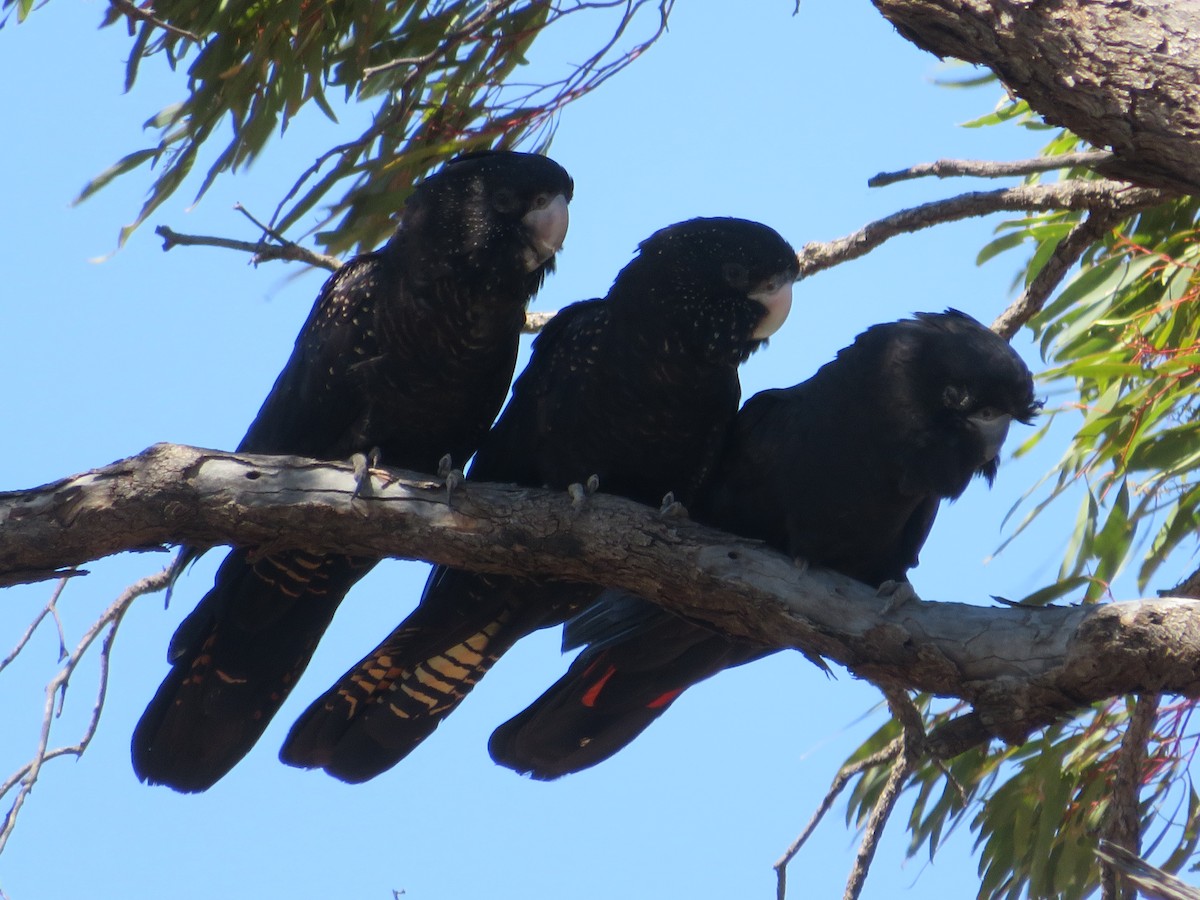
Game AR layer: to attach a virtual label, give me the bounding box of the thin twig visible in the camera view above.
[0,568,172,857]
[1101,694,1162,900]
[842,687,925,900]
[107,0,201,43]
[0,578,70,674]
[796,180,1170,280]
[773,737,903,900]
[991,209,1128,340]
[154,225,343,272]
[269,0,672,239]
[153,224,555,333]
[362,0,519,79]
[869,151,1115,187]
[233,203,294,248]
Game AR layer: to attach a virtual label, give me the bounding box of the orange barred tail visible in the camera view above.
[132,548,372,793]
[281,607,520,783]
[280,567,592,783]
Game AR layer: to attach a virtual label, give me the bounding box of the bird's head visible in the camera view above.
[610,217,799,364]
[400,150,573,283]
[870,309,1040,498]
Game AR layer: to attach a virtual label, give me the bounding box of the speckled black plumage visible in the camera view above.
[132,151,573,793]
[488,310,1040,780]
[279,217,799,783]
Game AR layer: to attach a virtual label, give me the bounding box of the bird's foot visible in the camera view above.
[659,491,688,518]
[567,475,599,509]
[350,447,385,498]
[792,555,810,575]
[878,580,918,613]
[437,454,464,503]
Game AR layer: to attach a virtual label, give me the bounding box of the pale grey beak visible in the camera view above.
[970,411,1013,461]
[521,193,570,271]
[749,280,794,340]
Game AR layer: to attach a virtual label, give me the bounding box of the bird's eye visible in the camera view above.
[492,187,520,214]
[723,262,749,290]
[943,385,971,410]
[974,405,1002,421]
[530,193,551,210]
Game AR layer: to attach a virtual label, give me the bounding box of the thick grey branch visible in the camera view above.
[5,444,1200,747]
[872,0,1200,196]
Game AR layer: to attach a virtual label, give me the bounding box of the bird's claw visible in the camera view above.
[568,475,600,509]
[659,491,688,518]
[351,447,390,498]
[436,454,464,504]
[878,580,918,613]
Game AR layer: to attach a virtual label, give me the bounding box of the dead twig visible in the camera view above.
[869,151,1115,187]
[796,180,1170,280]
[0,577,70,674]
[842,687,925,900]
[991,208,1131,339]
[773,736,904,900]
[154,225,343,272]
[0,568,172,857]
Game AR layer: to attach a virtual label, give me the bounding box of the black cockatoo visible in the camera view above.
[279,217,799,783]
[489,309,1040,779]
[133,151,573,792]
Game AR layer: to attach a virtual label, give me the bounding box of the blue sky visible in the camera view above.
[0,3,1093,898]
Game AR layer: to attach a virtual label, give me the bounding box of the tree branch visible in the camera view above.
[796,180,1170,279]
[5,444,1200,749]
[0,569,168,856]
[872,0,1200,196]
[868,151,1116,187]
[991,209,1126,339]
[843,688,925,900]
[154,225,344,272]
[774,736,903,900]
[107,0,201,43]
[1101,694,1161,900]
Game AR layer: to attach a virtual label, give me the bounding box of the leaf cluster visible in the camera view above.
[837,92,1200,898]
[11,0,669,253]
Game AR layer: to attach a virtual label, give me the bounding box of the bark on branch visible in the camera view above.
[5,444,1200,750]
[872,0,1200,195]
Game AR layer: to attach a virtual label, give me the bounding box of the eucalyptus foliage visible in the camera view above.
[841,98,1200,899]
[4,0,670,254]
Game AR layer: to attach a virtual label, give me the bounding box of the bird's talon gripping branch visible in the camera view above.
[568,482,587,508]
[568,476,599,509]
[350,452,371,498]
[436,453,464,500]
[659,491,688,518]
[878,580,918,613]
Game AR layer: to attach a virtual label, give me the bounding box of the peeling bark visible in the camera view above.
[5,443,1200,753]
[873,0,1200,195]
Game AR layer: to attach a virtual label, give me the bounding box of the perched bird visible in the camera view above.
[279,217,799,783]
[489,309,1040,779]
[132,151,573,792]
